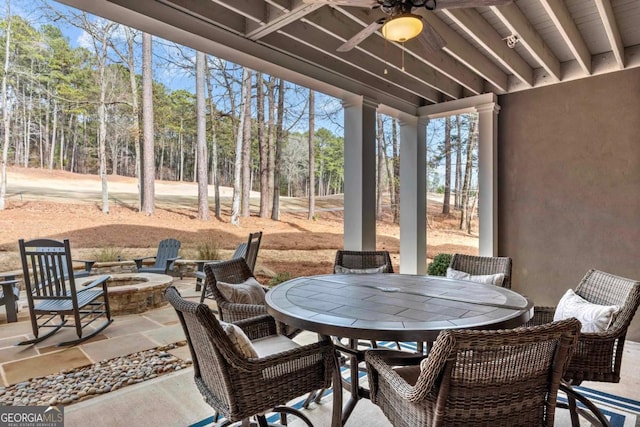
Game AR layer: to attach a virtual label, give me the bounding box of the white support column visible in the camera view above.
[477,102,500,256]
[342,95,378,250]
[399,115,427,274]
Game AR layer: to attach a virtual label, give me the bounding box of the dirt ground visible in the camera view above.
[0,167,478,281]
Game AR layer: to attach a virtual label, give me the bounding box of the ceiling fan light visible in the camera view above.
[381,14,423,42]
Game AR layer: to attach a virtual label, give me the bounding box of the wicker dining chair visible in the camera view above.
[199,258,266,320]
[334,250,394,273]
[197,231,262,298]
[526,269,640,426]
[165,286,337,427]
[365,318,581,427]
[448,253,512,288]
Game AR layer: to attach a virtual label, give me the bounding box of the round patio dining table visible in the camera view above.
[265,273,534,427]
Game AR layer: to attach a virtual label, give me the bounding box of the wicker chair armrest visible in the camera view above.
[365,348,427,366]
[233,314,278,340]
[255,337,333,365]
[80,275,110,291]
[133,256,155,269]
[366,349,422,402]
[524,306,556,326]
[218,301,268,323]
[227,335,334,375]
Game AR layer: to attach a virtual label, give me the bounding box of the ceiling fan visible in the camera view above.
[303,0,512,53]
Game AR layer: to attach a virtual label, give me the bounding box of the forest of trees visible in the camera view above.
[0,0,479,230]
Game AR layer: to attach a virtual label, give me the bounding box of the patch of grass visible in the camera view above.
[91,247,125,262]
[268,272,292,286]
[197,238,221,260]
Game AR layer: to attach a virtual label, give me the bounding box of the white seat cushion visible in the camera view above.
[251,335,300,358]
[553,289,620,333]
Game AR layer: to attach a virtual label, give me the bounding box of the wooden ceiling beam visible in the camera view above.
[262,28,430,104]
[419,11,508,92]
[336,6,485,95]
[443,7,533,87]
[491,2,561,81]
[300,7,461,99]
[594,0,625,69]
[539,0,591,76]
[247,1,323,40]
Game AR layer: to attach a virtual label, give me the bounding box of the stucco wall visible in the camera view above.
[498,68,640,342]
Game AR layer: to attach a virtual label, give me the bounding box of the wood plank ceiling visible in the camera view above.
[71,0,640,114]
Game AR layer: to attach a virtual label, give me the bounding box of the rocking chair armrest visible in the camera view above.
[133,256,156,269]
[80,275,110,291]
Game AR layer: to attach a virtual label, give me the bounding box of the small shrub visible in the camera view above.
[197,238,221,260]
[91,247,125,262]
[427,253,452,276]
[268,272,292,286]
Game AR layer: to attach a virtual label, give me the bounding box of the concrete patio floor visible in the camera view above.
[0,277,638,426]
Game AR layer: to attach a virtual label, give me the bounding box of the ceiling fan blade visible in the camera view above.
[432,0,512,9]
[302,0,379,7]
[337,20,385,52]
[417,22,447,53]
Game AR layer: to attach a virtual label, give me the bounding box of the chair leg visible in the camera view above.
[301,390,317,408]
[313,388,326,404]
[273,406,313,427]
[560,383,611,427]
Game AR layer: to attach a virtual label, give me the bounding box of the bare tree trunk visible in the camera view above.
[0,0,11,210]
[454,114,462,209]
[271,79,285,221]
[466,190,478,234]
[179,122,184,181]
[196,51,210,220]
[443,116,451,215]
[141,32,155,215]
[267,76,276,215]
[308,89,315,220]
[49,99,58,169]
[257,73,269,218]
[231,68,251,225]
[376,113,384,219]
[392,119,400,224]
[24,70,32,167]
[240,70,252,217]
[98,46,109,213]
[205,58,221,219]
[124,27,142,211]
[460,116,477,230]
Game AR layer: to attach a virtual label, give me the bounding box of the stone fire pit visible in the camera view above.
[79,273,174,315]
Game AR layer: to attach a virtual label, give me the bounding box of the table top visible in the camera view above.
[266,274,533,342]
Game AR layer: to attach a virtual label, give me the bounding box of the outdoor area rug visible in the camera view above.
[189,341,640,427]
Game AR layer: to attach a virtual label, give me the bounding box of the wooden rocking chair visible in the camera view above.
[18,238,112,346]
